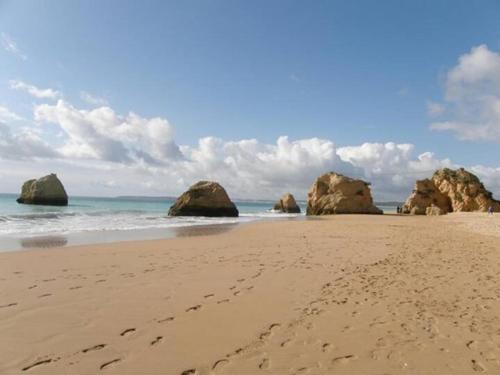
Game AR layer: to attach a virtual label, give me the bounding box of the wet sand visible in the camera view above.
[1,214,500,374]
[0,223,241,252]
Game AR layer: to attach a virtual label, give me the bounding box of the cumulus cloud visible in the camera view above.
[80,91,108,106]
[430,44,500,142]
[1,32,27,60]
[337,142,454,199]
[0,105,22,122]
[9,80,61,99]
[34,100,181,163]
[0,123,58,160]
[2,98,499,200]
[173,136,358,198]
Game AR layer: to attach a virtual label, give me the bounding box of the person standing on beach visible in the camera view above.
[488,206,494,215]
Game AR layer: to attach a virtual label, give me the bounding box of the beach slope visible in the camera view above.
[1,214,500,374]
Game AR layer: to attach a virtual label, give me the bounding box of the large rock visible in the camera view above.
[403,168,500,215]
[273,193,301,213]
[402,178,451,215]
[168,181,238,217]
[16,174,68,206]
[306,172,383,215]
[426,204,446,216]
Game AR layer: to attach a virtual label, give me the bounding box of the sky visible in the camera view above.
[1,0,500,201]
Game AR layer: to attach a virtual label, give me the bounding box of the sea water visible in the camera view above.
[0,194,305,251]
[0,194,396,251]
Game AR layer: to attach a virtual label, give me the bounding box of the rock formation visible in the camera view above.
[425,204,446,216]
[16,174,68,206]
[273,193,301,213]
[168,181,239,217]
[403,168,500,215]
[306,172,382,215]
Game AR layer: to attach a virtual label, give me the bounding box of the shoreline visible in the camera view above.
[0,215,310,253]
[2,214,499,374]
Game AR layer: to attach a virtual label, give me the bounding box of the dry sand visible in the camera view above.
[1,214,500,374]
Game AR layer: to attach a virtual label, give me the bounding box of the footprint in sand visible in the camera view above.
[82,344,106,353]
[217,299,230,304]
[120,328,136,337]
[186,305,202,312]
[22,358,53,371]
[204,293,215,298]
[181,369,197,375]
[332,354,356,365]
[158,316,175,323]
[0,302,18,309]
[100,358,121,370]
[322,343,332,352]
[212,359,229,370]
[260,324,281,340]
[280,339,293,347]
[258,358,270,370]
[150,336,163,346]
[38,293,52,298]
[471,359,485,372]
[466,340,478,350]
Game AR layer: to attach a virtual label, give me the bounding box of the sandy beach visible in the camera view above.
[1,214,500,375]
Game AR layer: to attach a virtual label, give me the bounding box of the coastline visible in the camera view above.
[2,213,500,374]
[0,215,311,253]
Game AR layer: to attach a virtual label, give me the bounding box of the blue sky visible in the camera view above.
[1,1,500,199]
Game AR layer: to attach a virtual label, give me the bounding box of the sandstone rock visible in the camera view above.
[306,172,382,215]
[426,204,446,216]
[168,181,238,217]
[403,168,500,215]
[410,205,427,215]
[16,174,68,206]
[402,178,451,215]
[273,193,301,213]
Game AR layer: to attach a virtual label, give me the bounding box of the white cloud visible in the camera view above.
[0,105,22,122]
[426,101,445,117]
[80,91,108,106]
[1,32,27,60]
[174,136,357,198]
[337,142,454,198]
[34,100,181,163]
[0,123,58,160]
[2,98,499,200]
[430,44,500,142]
[9,80,61,99]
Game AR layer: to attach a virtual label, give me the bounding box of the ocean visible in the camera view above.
[0,193,397,251]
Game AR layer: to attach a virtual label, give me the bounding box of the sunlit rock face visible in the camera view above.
[403,168,500,215]
[306,172,382,215]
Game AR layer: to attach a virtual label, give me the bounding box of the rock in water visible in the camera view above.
[273,193,301,213]
[16,174,68,206]
[403,168,500,214]
[168,181,239,217]
[306,172,382,215]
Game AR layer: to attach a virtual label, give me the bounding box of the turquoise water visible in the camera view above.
[0,193,396,251]
[0,193,303,236]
